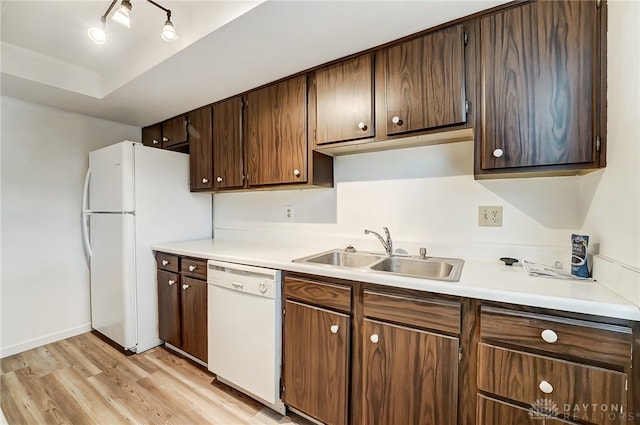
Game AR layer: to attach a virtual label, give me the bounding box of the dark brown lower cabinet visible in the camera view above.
[157,269,181,347]
[156,253,208,362]
[363,318,459,425]
[283,299,350,425]
[180,277,208,362]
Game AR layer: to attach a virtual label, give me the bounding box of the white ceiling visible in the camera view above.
[1,0,509,127]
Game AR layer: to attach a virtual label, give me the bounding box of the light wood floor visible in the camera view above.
[0,332,312,425]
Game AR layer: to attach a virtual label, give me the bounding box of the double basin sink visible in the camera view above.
[293,249,464,282]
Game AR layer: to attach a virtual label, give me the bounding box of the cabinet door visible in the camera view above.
[162,116,188,148]
[213,96,244,189]
[142,124,162,148]
[315,54,373,144]
[157,269,181,347]
[180,277,208,362]
[479,1,598,170]
[363,318,459,425]
[246,75,307,186]
[283,300,349,425]
[477,394,546,425]
[188,107,213,191]
[385,24,466,135]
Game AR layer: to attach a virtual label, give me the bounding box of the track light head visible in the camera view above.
[161,12,178,42]
[111,0,132,29]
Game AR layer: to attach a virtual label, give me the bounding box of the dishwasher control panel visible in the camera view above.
[207,260,281,299]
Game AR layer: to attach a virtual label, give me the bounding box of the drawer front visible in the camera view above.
[284,277,351,313]
[477,394,545,425]
[156,252,179,273]
[364,290,460,335]
[478,343,627,425]
[480,306,632,367]
[181,257,207,280]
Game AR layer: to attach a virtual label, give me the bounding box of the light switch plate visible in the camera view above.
[478,206,503,227]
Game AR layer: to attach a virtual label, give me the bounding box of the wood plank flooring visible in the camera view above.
[1,332,311,425]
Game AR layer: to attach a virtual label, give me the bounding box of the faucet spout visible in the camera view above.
[364,227,393,256]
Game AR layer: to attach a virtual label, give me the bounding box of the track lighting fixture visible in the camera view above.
[88,0,178,45]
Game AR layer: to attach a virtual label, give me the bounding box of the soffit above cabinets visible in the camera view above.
[0,0,509,127]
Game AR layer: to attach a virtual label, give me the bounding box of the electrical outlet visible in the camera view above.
[284,205,295,222]
[478,206,503,227]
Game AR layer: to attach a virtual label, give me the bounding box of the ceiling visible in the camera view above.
[1,0,509,127]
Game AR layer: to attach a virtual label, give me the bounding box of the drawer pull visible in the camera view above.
[188,265,197,272]
[538,380,554,394]
[182,284,190,290]
[541,329,558,343]
[330,325,339,334]
[168,279,175,286]
[162,260,169,266]
[370,334,379,344]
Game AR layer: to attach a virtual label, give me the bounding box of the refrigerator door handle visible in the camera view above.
[82,168,93,260]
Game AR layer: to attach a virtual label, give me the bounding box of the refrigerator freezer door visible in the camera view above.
[90,213,137,350]
[89,141,135,212]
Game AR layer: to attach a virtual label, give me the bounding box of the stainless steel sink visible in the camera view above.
[369,256,464,281]
[293,249,464,282]
[294,250,383,268]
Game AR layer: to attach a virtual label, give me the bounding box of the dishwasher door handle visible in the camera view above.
[231,282,244,290]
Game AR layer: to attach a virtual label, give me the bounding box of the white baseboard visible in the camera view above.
[0,322,91,358]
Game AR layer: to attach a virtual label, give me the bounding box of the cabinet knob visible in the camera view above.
[293,169,301,177]
[162,136,169,142]
[370,334,379,344]
[330,325,339,334]
[182,284,190,290]
[358,121,367,130]
[493,148,504,158]
[152,139,159,145]
[162,260,169,266]
[216,176,223,183]
[188,265,196,272]
[541,329,558,344]
[168,279,175,286]
[391,116,402,125]
[202,178,209,184]
[538,380,554,394]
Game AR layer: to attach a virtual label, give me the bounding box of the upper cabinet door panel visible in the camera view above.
[385,24,467,135]
[315,54,374,145]
[162,116,188,148]
[188,107,213,191]
[213,96,244,190]
[246,75,307,186]
[479,1,598,169]
[142,124,162,149]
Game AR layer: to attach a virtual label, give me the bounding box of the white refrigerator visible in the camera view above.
[82,141,212,353]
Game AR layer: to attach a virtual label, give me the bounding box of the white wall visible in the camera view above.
[0,97,140,357]
[579,0,640,270]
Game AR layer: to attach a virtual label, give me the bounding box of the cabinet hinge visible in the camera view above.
[596,0,601,9]
[463,31,468,46]
[240,98,244,109]
[458,346,463,362]
[596,136,601,152]
[465,100,470,114]
[625,379,628,391]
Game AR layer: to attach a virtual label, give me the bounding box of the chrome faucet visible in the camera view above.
[364,227,393,256]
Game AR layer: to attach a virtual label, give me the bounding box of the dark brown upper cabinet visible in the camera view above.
[162,115,188,149]
[246,75,308,186]
[384,24,467,136]
[313,53,374,145]
[213,96,244,190]
[476,0,605,176]
[188,107,213,191]
[141,123,162,149]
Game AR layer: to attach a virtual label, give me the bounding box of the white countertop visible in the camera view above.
[152,238,640,321]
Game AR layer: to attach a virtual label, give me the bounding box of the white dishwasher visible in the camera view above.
[207,260,285,415]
